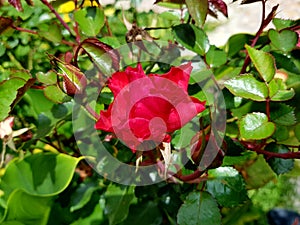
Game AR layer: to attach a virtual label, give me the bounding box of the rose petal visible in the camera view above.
[108,63,145,96]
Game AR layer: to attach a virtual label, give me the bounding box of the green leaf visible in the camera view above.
[268,79,295,101]
[172,24,209,56]
[186,0,208,27]
[43,85,70,103]
[36,71,57,85]
[177,191,221,225]
[272,125,289,142]
[74,7,104,36]
[104,184,135,225]
[265,143,294,175]
[222,151,257,166]
[270,103,296,126]
[272,18,296,30]
[245,45,275,82]
[0,153,82,197]
[1,190,52,225]
[39,23,62,43]
[226,33,251,57]
[207,167,248,207]
[269,29,298,52]
[239,112,275,140]
[0,78,26,121]
[206,46,227,67]
[295,124,300,142]
[120,201,162,225]
[70,182,100,212]
[224,74,268,101]
[243,155,276,189]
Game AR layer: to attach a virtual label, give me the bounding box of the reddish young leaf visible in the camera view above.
[0,17,14,34]
[8,0,23,11]
[209,0,228,17]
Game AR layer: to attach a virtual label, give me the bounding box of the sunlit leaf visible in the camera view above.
[224,74,268,101]
[36,71,57,85]
[239,112,275,140]
[74,7,105,37]
[245,45,275,82]
[186,0,208,27]
[0,153,82,196]
[44,85,71,103]
[206,46,227,67]
[2,190,52,225]
[177,191,221,225]
[268,79,295,101]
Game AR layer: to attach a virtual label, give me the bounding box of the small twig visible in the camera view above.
[0,142,6,168]
[255,148,300,159]
[40,0,73,36]
[11,25,38,35]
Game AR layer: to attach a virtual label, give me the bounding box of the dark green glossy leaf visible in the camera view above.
[177,191,221,225]
[270,103,296,126]
[36,71,57,85]
[265,143,294,174]
[186,0,208,27]
[1,190,52,225]
[239,112,275,140]
[269,29,298,52]
[245,45,275,82]
[268,79,295,101]
[104,185,135,225]
[207,167,248,207]
[0,78,26,121]
[243,155,276,189]
[0,153,82,196]
[120,201,163,225]
[74,7,104,36]
[172,24,209,56]
[226,34,251,57]
[224,74,268,101]
[44,85,70,103]
[272,52,300,74]
[206,46,227,67]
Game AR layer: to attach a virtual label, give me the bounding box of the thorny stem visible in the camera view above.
[40,0,73,36]
[240,1,277,74]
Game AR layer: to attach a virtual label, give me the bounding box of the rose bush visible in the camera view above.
[95,62,206,152]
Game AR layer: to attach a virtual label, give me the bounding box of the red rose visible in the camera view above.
[95,62,205,152]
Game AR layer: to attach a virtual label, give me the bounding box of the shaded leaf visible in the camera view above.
[177,191,221,225]
[295,124,300,142]
[172,24,209,56]
[245,45,275,82]
[39,23,62,43]
[270,103,296,126]
[265,143,294,174]
[239,112,275,140]
[207,167,248,207]
[186,0,208,27]
[206,46,227,67]
[226,33,251,57]
[224,74,268,101]
[242,155,276,189]
[104,185,135,225]
[269,29,298,52]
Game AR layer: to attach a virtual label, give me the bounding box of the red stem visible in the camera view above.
[12,26,38,35]
[40,0,73,35]
[255,149,300,159]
